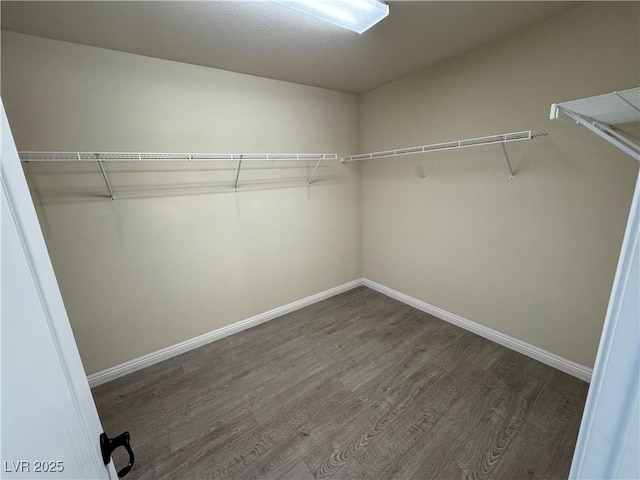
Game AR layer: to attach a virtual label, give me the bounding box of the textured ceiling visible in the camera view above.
[1,1,580,94]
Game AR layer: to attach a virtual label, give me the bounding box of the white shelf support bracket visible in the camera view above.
[308,158,322,185]
[500,143,516,180]
[596,121,640,152]
[557,107,640,162]
[97,158,115,201]
[234,155,243,192]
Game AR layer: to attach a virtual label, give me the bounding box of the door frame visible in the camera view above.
[1,101,117,478]
[569,170,640,478]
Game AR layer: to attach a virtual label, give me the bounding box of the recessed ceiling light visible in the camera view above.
[275,0,389,34]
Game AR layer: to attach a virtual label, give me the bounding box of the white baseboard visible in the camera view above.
[362,279,593,382]
[87,279,364,387]
[89,277,592,387]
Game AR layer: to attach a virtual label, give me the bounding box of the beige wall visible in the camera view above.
[2,1,638,375]
[359,2,639,368]
[1,32,361,374]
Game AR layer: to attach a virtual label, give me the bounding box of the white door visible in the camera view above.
[0,101,120,479]
[569,171,640,479]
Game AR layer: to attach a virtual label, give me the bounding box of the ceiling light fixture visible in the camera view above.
[275,0,389,34]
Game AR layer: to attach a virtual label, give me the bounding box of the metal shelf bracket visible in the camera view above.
[554,106,640,162]
[234,155,243,192]
[96,156,116,201]
[500,143,516,181]
[308,158,322,185]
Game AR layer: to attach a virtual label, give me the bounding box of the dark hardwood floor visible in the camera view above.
[92,287,588,479]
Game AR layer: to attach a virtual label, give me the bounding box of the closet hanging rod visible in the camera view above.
[341,130,541,162]
[18,152,338,162]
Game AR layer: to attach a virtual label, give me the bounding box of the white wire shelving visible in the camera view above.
[550,87,640,162]
[19,152,337,162]
[341,130,542,180]
[19,151,338,200]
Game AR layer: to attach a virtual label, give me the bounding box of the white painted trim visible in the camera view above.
[87,279,363,387]
[90,276,592,387]
[362,279,593,382]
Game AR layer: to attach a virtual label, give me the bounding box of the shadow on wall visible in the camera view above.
[22,160,341,204]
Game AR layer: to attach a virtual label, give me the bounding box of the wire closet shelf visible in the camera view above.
[341,130,537,162]
[19,152,339,200]
[550,87,640,162]
[341,130,543,181]
[18,152,338,162]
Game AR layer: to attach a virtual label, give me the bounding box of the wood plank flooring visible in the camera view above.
[92,287,589,479]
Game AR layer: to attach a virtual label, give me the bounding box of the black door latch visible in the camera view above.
[100,431,135,478]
